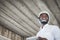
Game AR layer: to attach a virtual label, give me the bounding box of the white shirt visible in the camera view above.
[36,24,60,40]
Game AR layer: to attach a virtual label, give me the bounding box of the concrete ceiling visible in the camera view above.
[42,0,60,25]
[0,0,59,37]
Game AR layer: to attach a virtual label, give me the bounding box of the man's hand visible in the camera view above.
[38,37,47,40]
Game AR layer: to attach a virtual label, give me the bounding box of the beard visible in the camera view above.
[41,21,48,25]
[39,19,49,25]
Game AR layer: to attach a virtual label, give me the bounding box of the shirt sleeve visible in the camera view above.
[53,26,60,40]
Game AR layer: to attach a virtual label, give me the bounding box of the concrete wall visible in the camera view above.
[0,25,25,40]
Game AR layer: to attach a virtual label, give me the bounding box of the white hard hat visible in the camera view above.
[38,11,50,24]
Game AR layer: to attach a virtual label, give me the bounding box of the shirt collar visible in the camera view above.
[40,24,49,29]
[44,24,49,27]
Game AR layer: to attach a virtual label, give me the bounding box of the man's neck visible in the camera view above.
[42,24,46,28]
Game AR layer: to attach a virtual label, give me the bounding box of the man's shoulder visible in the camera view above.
[48,24,59,29]
[45,24,59,29]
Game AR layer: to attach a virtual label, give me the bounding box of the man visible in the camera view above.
[36,11,60,40]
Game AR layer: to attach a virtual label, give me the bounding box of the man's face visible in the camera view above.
[39,13,49,25]
[40,13,48,21]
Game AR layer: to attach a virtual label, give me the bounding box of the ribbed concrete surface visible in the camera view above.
[0,0,59,37]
